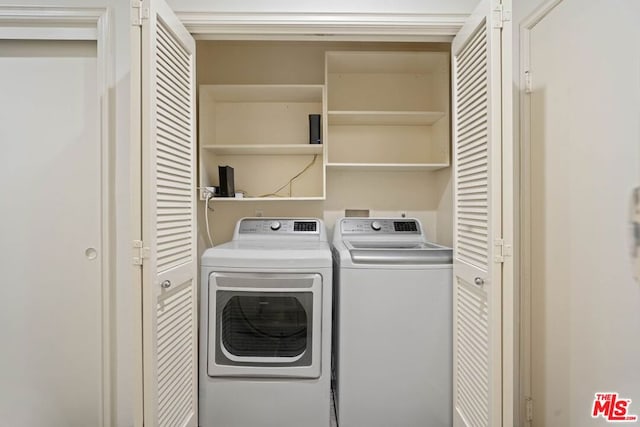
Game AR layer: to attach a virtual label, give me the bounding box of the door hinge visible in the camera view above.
[492,4,512,29]
[525,397,534,422]
[133,240,150,266]
[525,70,533,94]
[494,238,512,263]
[131,0,149,26]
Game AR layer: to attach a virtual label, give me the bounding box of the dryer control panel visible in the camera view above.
[340,218,421,235]
[237,218,321,235]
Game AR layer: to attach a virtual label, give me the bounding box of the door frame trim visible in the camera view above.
[173,7,521,426]
[176,11,466,41]
[0,7,114,427]
[518,1,564,426]
[500,2,515,426]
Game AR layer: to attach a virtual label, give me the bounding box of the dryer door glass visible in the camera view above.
[215,291,314,365]
[222,294,308,357]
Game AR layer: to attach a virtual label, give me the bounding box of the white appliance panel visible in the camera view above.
[335,267,452,427]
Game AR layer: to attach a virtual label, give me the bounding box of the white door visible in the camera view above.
[0,40,103,426]
[526,0,640,425]
[451,0,504,426]
[138,1,198,426]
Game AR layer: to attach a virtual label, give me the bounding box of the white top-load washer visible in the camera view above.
[332,218,453,427]
[200,218,332,427]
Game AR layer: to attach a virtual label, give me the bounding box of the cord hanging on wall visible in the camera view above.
[258,155,318,198]
[204,191,214,247]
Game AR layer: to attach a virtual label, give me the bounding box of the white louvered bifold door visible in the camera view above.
[141,1,197,426]
[451,1,503,426]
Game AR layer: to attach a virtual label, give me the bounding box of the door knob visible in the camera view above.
[474,277,484,286]
[161,280,171,289]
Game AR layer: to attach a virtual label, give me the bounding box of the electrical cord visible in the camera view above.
[204,191,214,247]
[257,155,318,198]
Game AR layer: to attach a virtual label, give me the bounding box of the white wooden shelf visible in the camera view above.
[328,110,445,126]
[326,162,449,171]
[203,144,323,156]
[326,51,448,74]
[201,84,323,103]
[210,196,325,202]
[199,82,326,201]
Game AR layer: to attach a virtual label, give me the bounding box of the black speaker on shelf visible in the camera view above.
[309,114,322,144]
[218,165,235,197]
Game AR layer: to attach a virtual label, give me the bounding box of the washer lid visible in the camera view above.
[344,240,453,265]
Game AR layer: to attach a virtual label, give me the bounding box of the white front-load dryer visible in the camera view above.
[200,218,332,427]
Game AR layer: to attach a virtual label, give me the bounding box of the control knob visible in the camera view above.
[371,221,382,231]
[270,221,281,231]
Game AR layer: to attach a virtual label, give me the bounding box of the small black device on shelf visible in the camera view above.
[309,114,321,144]
[218,165,235,197]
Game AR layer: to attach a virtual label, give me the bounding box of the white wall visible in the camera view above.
[167,0,478,14]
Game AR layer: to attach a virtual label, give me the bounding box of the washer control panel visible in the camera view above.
[238,218,319,235]
[341,218,421,234]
